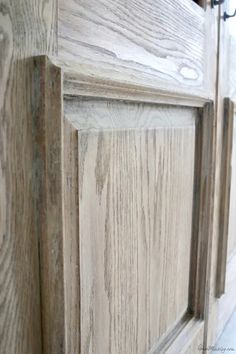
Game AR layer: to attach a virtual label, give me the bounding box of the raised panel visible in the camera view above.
[57,0,214,97]
[32,56,215,354]
[64,98,198,353]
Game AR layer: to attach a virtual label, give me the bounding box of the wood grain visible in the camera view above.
[205,7,233,347]
[65,98,197,353]
[58,0,214,97]
[63,119,80,353]
[62,74,210,109]
[186,102,216,321]
[216,98,234,297]
[61,69,210,108]
[0,0,219,352]
[32,56,65,354]
[0,1,57,353]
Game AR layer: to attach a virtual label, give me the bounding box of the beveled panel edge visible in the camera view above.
[63,96,198,131]
[148,314,204,354]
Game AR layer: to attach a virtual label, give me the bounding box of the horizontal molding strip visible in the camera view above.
[50,56,213,108]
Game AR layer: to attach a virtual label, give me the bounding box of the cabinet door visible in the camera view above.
[32,1,218,353]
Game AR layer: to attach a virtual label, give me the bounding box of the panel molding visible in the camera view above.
[189,102,216,318]
[149,316,204,354]
[56,61,211,107]
[63,101,215,352]
[33,55,216,353]
[32,56,65,354]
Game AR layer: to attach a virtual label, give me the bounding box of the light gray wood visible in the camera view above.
[32,56,65,354]
[189,102,216,319]
[61,71,210,108]
[157,319,204,354]
[58,0,215,97]
[216,98,234,297]
[217,250,236,339]
[62,96,216,354]
[202,5,227,348]
[148,314,204,354]
[63,119,80,353]
[0,0,219,351]
[207,14,236,346]
[0,1,57,353]
[74,100,196,354]
[227,111,236,259]
[64,97,200,130]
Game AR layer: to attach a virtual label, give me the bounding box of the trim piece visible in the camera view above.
[32,55,65,354]
[216,98,234,297]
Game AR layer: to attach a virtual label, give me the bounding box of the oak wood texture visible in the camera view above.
[0,0,219,351]
[61,69,210,108]
[216,98,234,297]
[66,98,197,353]
[0,1,57,353]
[189,102,216,319]
[9,51,215,354]
[57,0,215,98]
[32,56,65,354]
[61,86,215,353]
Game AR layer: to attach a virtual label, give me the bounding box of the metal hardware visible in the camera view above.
[211,0,225,7]
[224,9,236,21]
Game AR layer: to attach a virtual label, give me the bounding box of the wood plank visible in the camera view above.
[0,0,57,352]
[32,56,65,354]
[216,98,234,297]
[189,102,216,318]
[64,98,197,353]
[58,0,214,97]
